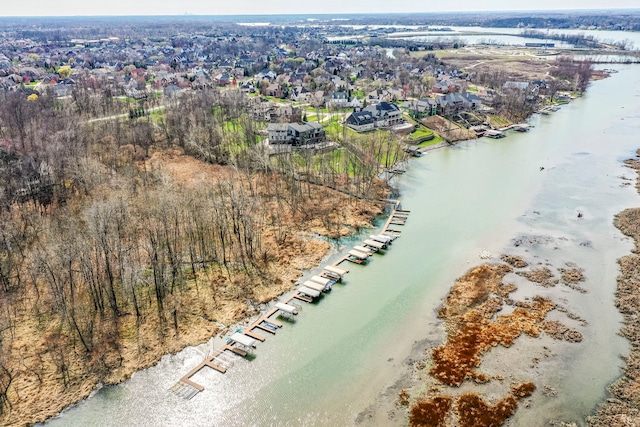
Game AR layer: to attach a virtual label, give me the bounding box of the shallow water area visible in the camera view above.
[44,65,640,427]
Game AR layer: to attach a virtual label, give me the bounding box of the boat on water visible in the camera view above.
[323,264,348,281]
[310,275,335,290]
[353,245,375,255]
[364,239,386,250]
[347,249,370,264]
[303,280,327,293]
[484,129,506,139]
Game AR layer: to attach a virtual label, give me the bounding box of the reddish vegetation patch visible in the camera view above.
[438,264,513,319]
[430,298,554,386]
[540,320,584,342]
[430,264,554,386]
[511,382,536,398]
[500,254,529,268]
[409,396,453,427]
[408,262,561,426]
[408,384,536,427]
[516,267,559,287]
[456,392,519,427]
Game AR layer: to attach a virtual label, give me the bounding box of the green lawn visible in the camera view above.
[148,109,166,124]
[223,119,243,133]
[407,127,433,141]
[417,133,445,148]
[488,115,510,127]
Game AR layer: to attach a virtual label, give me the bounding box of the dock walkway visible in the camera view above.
[172,200,409,398]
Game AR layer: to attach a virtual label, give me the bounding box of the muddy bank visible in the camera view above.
[587,154,640,426]
[390,258,588,427]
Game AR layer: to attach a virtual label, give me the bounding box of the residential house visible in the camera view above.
[163,84,182,97]
[290,85,310,102]
[256,69,277,81]
[432,80,453,94]
[288,122,326,146]
[329,91,349,108]
[240,81,255,93]
[462,92,482,109]
[265,83,285,98]
[366,88,404,104]
[363,101,403,128]
[345,111,375,132]
[308,90,327,107]
[267,123,289,143]
[503,81,539,100]
[402,98,437,119]
[267,122,327,146]
[215,73,231,86]
[249,96,272,121]
[269,105,302,123]
[434,92,482,116]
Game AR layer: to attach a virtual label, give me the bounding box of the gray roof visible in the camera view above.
[347,111,374,126]
[288,122,322,132]
[267,123,289,131]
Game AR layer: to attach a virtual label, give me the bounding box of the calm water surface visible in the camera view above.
[45,65,640,426]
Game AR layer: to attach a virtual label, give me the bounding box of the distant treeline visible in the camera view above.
[1,11,640,40]
[520,29,635,50]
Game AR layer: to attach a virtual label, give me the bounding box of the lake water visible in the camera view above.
[444,26,640,50]
[44,65,640,426]
[390,31,575,48]
[330,25,640,49]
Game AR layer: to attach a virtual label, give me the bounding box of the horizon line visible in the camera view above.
[1,8,640,19]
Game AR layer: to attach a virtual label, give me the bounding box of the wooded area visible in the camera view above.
[0,83,388,425]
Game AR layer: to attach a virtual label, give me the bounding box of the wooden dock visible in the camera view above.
[171,343,242,399]
[172,201,409,398]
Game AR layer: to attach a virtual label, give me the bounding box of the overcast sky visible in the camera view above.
[0,0,637,17]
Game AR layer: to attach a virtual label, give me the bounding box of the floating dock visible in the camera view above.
[172,201,409,398]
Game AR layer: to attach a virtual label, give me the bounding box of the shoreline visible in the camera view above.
[358,90,640,426]
[33,196,390,426]
[25,82,588,426]
[587,152,640,426]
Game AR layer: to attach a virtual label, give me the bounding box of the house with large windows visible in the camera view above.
[363,101,403,128]
[267,122,326,146]
[345,111,375,132]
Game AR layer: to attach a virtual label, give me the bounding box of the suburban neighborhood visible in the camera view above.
[0,16,587,165]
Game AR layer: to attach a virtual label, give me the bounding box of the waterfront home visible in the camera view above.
[267,122,327,146]
[363,101,403,128]
[345,111,375,132]
[402,98,438,119]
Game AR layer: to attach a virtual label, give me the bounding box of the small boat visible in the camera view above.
[484,129,505,139]
[275,302,298,315]
[347,255,365,264]
[310,275,335,290]
[353,245,375,255]
[297,285,321,298]
[369,234,393,245]
[321,271,342,281]
[364,239,386,250]
[261,321,278,332]
[348,249,370,259]
[303,280,326,293]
